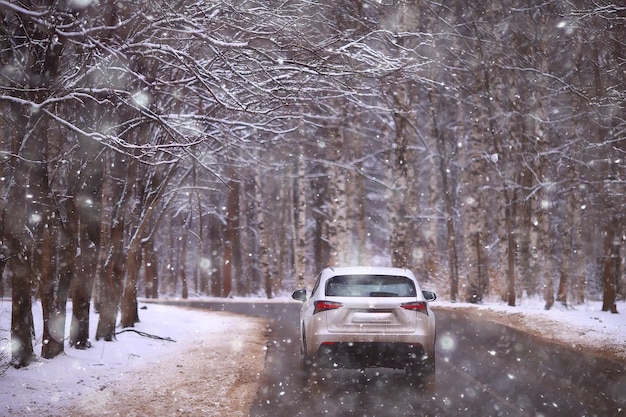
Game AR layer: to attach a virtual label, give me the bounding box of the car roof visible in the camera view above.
[320,266,417,281]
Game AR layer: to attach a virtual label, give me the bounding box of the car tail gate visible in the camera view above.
[325,299,418,334]
[322,274,428,334]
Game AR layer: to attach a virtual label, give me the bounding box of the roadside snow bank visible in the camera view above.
[0,301,267,416]
[434,299,626,362]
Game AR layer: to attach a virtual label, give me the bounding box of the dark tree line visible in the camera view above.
[0,0,624,368]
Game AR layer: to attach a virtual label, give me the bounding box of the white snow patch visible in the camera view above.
[0,300,267,416]
[435,298,626,361]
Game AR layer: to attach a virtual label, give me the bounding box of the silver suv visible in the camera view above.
[292,266,436,385]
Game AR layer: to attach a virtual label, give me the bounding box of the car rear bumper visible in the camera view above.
[313,341,427,369]
[305,330,434,357]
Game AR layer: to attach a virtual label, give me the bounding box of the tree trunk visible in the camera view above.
[0,257,5,298]
[518,165,535,297]
[4,126,38,366]
[571,202,585,304]
[10,264,35,368]
[232,183,244,295]
[355,169,369,266]
[601,217,620,314]
[430,95,459,300]
[120,239,142,327]
[556,208,572,307]
[143,240,159,298]
[223,180,239,297]
[31,124,64,359]
[327,126,349,267]
[312,164,330,272]
[40,225,64,359]
[5,185,35,366]
[120,165,173,325]
[255,161,273,297]
[209,219,223,297]
[95,156,128,342]
[234,183,251,296]
[505,190,516,307]
[179,221,190,299]
[96,213,124,341]
[55,208,75,352]
[166,214,177,294]
[67,133,104,349]
[468,232,487,303]
[544,209,557,311]
[294,148,307,288]
[445,194,460,302]
[71,201,104,348]
[389,92,412,269]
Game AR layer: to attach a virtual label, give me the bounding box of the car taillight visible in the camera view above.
[401,301,428,315]
[314,300,343,314]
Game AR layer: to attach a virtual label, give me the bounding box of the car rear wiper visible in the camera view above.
[369,291,398,297]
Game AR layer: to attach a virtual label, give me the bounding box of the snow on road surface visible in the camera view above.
[1,298,625,416]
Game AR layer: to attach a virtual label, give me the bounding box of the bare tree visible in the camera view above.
[2,0,625,372]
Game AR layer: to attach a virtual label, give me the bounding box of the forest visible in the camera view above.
[0,0,624,367]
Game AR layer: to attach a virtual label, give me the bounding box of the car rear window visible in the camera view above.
[325,275,417,297]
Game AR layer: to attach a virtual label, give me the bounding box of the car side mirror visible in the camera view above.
[422,290,437,302]
[292,289,307,302]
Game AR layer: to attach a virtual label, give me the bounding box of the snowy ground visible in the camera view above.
[0,301,268,416]
[434,298,626,362]
[0,297,624,416]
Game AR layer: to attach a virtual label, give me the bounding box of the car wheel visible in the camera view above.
[406,355,435,388]
[300,329,316,383]
[422,357,436,387]
[302,354,318,384]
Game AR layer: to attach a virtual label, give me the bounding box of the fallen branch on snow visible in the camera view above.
[115,329,176,342]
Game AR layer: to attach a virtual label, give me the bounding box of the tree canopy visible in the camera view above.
[0,0,624,366]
